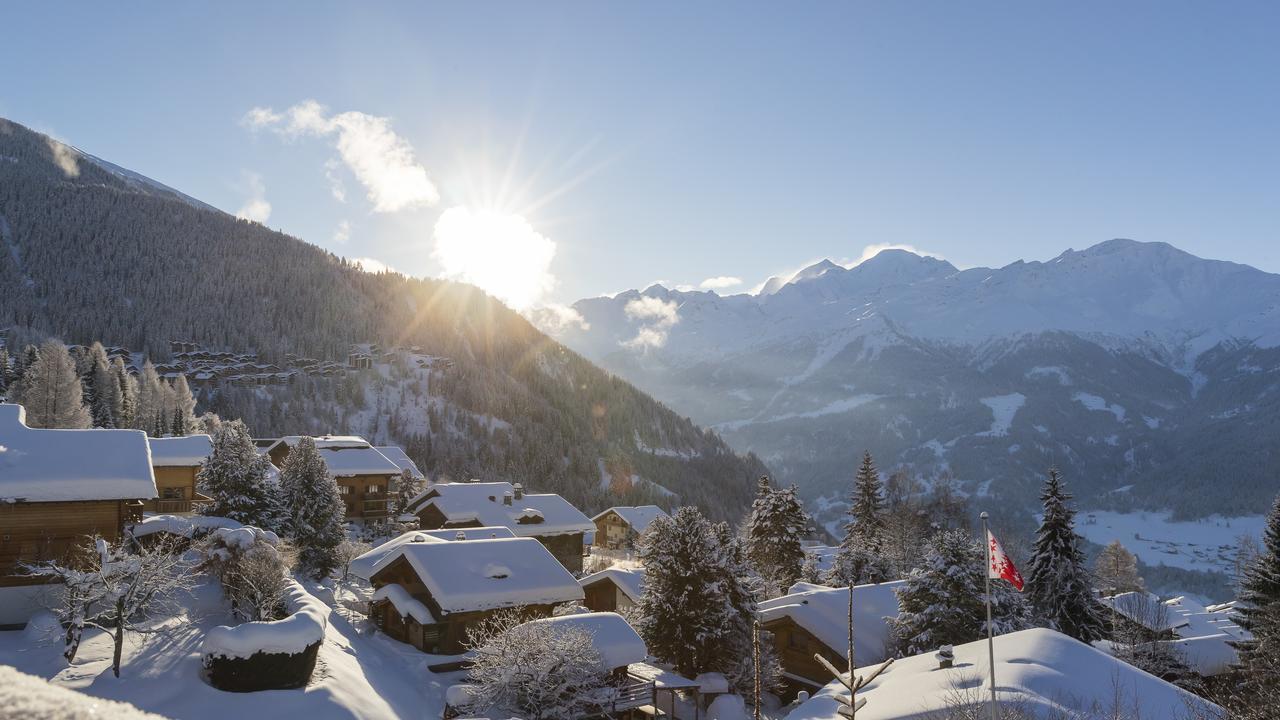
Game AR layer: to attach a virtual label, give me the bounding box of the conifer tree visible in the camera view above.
[828,451,892,585]
[1025,468,1106,642]
[279,437,348,580]
[10,340,91,429]
[1231,494,1280,701]
[889,529,1032,656]
[712,521,782,696]
[744,476,809,597]
[88,346,121,428]
[171,374,197,434]
[134,360,164,432]
[0,347,9,396]
[392,468,426,517]
[13,344,40,386]
[113,358,137,429]
[198,420,283,531]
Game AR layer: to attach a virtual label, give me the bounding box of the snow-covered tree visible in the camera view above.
[1093,540,1144,595]
[744,476,809,597]
[23,534,195,677]
[0,347,9,396]
[10,340,91,428]
[846,451,886,548]
[86,344,122,428]
[889,529,1032,656]
[279,437,348,580]
[197,526,293,622]
[113,357,137,429]
[391,467,425,517]
[133,359,165,433]
[713,521,782,696]
[1231,493,1280,703]
[170,374,198,435]
[198,420,284,531]
[463,610,623,720]
[1025,468,1107,643]
[824,533,893,586]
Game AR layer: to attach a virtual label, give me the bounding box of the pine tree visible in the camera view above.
[134,359,164,432]
[889,529,1032,656]
[1093,540,1144,595]
[88,346,120,428]
[392,468,426,517]
[113,358,137,429]
[1025,468,1106,643]
[12,344,40,386]
[712,521,782,696]
[10,340,91,429]
[1231,494,1280,699]
[824,534,893,586]
[744,476,809,597]
[0,347,9,396]
[170,374,197,434]
[279,437,348,580]
[847,451,886,547]
[198,420,284,531]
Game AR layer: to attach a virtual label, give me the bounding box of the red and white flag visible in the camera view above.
[986,529,1024,592]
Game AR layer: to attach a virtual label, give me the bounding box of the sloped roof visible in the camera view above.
[262,435,402,477]
[147,435,212,467]
[524,612,647,670]
[371,538,584,614]
[1098,592,1177,632]
[579,567,646,603]
[410,481,594,537]
[349,526,518,580]
[374,445,424,479]
[786,628,1221,720]
[592,505,669,534]
[0,403,157,502]
[758,581,903,664]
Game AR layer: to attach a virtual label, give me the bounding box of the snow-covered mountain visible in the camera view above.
[559,241,1280,521]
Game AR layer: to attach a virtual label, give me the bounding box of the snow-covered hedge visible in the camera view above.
[202,580,327,692]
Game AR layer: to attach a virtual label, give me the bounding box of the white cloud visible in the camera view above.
[244,100,439,213]
[333,219,351,244]
[431,206,557,311]
[324,158,347,202]
[622,296,680,349]
[699,275,742,290]
[528,303,590,335]
[235,172,271,223]
[351,256,394,274]
[46,138,79,178]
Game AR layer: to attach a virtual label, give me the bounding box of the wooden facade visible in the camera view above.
[368,555,560,655]
[593,509,640,550]
[144,466,211,515]
[582,575,636,614]
[0,499,145,587]
[336,473,395,522]
[760,615,846,693]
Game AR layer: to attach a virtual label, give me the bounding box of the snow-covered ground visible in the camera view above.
[1076,510,1266,574]
[0,578,456,719]
[976,393,1025,437]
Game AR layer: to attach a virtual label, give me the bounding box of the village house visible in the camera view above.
[348,526,517,581]
[144,435,212,515]
[406,481,594,572]
[591,506,670,550]
[262,436,402,523]
[0,404,157,626]
[579,567,645,613]
[368,537,584,655]
[758,581,903,697]
[1099,592,1249,678]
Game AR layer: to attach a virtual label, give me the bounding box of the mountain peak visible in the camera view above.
[791,259,841,283]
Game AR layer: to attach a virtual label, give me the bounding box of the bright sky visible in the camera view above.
[3,3,1278,313]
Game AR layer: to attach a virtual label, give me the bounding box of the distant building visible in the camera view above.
[591,505,670,550]
[405,481,594,572]
[579,567,645,614]
[348,527,516,581]
[262,436,402,523]
[145,435,213,515]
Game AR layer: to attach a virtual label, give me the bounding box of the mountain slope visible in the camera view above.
[0,117,768,522]
[560,242,1280,521]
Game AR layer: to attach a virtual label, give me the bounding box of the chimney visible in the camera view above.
[936,645,954,670]
[503,491,513,506]
[455,531,466,541]
[513,483,524,500]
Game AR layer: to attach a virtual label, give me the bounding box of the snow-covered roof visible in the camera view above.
[592,505,670,534]
[524,612,647,670]
[315,445,403,477]
[0,665,169,720]
[371,537,584,614]
[410,481,594,537]
[373,583,438,625]
[0,403,157,502]
[579,567,646,603]
[786,628,1221,720]
[349,527,519,580]
[758,581,904,664]
[1098,591,1177,632]
[374,445,424,479]
[1162,595,1250,676]
[269,435,371,449]
[127,514,242,539]
[146,435,212,466]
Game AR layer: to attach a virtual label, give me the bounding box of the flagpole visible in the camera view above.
[981,511,997,720]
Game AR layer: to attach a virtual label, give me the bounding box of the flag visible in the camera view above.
[986,528,1024,592]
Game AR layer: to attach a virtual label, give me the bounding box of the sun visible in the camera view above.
[430,206,557,312]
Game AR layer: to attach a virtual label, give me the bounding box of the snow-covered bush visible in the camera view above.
[202,580,329,692]
[197,526,294,622]
[462,609,623,720]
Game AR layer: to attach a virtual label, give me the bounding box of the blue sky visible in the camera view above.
[3,2,1278,311]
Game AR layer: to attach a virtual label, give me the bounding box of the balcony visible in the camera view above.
[362,494,391,518]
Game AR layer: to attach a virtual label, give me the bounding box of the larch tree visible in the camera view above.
[134,359,165,433]
[1024,468,1107,643]
[1093,540,1144,596]
[198,420,284,531]
[11,340,91,429]
[279,437,348,580]
[87,344,121,428]
[889,529,1032,656]
[112,357,137,429]
[744,476,809,597]
[170,374,198,434]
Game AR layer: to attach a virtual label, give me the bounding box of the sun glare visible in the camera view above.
[431,206,557,311]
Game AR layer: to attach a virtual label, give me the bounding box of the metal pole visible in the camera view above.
[981,511,997,720]
[848,580,855,720]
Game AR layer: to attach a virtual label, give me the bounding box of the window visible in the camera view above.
[367,484,383,495]
[162,487,187,500]
[339,485,353,496]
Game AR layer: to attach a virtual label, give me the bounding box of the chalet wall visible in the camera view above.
[762,616,844,691]
[145,466,199,514]
[535,533,585,573]
[594,511,637,549]
[337,473,396,522]
[0,500,141,587]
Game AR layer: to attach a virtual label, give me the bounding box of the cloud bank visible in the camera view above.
[622,296,680,349]
[699,275,742,290]
[235,172,271,223]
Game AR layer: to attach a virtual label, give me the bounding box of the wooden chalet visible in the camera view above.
[368,537,584,655]
[0,404,157,625]
[262,436,401,523]
[406,481,594,572]
[580,567,645,614]
[591,506,669,550]
[145,435,213,515]
[756,581,903,697]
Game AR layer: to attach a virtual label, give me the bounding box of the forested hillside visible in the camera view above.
[0,117,767,521]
